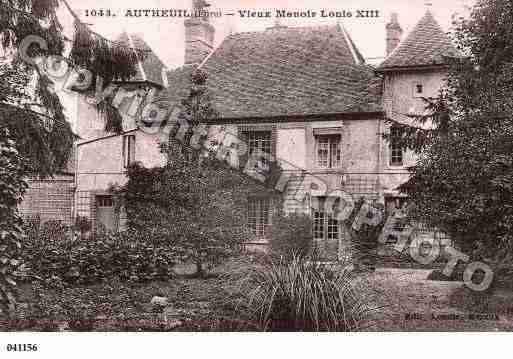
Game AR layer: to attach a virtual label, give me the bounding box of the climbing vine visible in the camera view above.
[0,128,27,318]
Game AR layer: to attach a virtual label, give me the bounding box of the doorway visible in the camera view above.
[96,195,115,232]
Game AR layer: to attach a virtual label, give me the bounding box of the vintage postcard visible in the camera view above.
[0,0,512,355]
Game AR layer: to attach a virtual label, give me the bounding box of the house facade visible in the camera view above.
[20,2,458,259]
[376,10,459,214]
[156,4,457,257]
[19,32,169,232]
[73,33,168,233]
[198,22,383,257]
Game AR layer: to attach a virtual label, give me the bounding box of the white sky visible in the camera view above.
[57,0,474,69]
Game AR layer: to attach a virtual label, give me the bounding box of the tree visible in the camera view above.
[0,0,140,314]
[391,0,513,272]
[0,0,140,177]
[123,69,276,277]
[123,152,273,277]
[268,212,313,261]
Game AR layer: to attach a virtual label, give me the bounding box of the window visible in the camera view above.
[245,130,272,155]
[389,126,403,167]
[248,198,271,237]
[316,135,341,168]
[313,207,325,240]
[385,196,407,216]
[97,195,113,207]
[311,197,340,241]
[244,130,272,173]
[123,134,136,168]
[92,110,106,130]
[382,198,408,244]
[413,83,424,98]
[96,195,116,232]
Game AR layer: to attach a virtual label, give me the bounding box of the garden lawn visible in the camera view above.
[359,268,513,331]
[7,266,513,331]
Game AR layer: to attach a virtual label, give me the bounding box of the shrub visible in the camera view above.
[8,280,152,331]
[344,198,385,271]
[268,212,313,260]
[40,220,70,241]
[120,68,283,277]
[476,240,513,291]
[73,216,92,236]
[226,257,371,331]
[121,155,274,277]
[21,225,177,285]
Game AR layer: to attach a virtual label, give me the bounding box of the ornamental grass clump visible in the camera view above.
[228,257,372,331]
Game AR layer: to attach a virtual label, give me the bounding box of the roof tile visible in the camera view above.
[198,25,381,119]
[378,11,459,70]
[116,32,167,87]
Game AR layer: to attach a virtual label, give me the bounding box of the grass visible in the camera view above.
[222,257,372,331]
[5,263,513,331]
[358,268,513,331]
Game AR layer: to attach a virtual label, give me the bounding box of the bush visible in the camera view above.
[344,198,385,271]
[476,240,513,291]
[21,223,177,285]
[6,280,153,331]
[268,212,313,260]
[226,257,371,331]
[121,156,272,277]
[74,216,92,236]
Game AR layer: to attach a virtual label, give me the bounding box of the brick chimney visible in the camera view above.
[184,0,215,65]
[386,13,403,56]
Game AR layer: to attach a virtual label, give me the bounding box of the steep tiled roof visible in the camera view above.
[196,25,381,120]
[116,32,167,87]
[160,64,196,105]
[378,11,459,71]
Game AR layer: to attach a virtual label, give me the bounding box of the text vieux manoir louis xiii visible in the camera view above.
[85,8,380,19]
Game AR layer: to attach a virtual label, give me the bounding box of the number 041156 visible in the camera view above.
[6,344,38,352]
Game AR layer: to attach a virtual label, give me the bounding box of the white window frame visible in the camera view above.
[311,197,340,241]
[248,197,271,238]
[389,126,404,167]
[244,130,272,174]
[97,195,113,208]
[315,134,341,169]
[245,130,272,155]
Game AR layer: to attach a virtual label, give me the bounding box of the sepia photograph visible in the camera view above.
[0,0,512,355]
